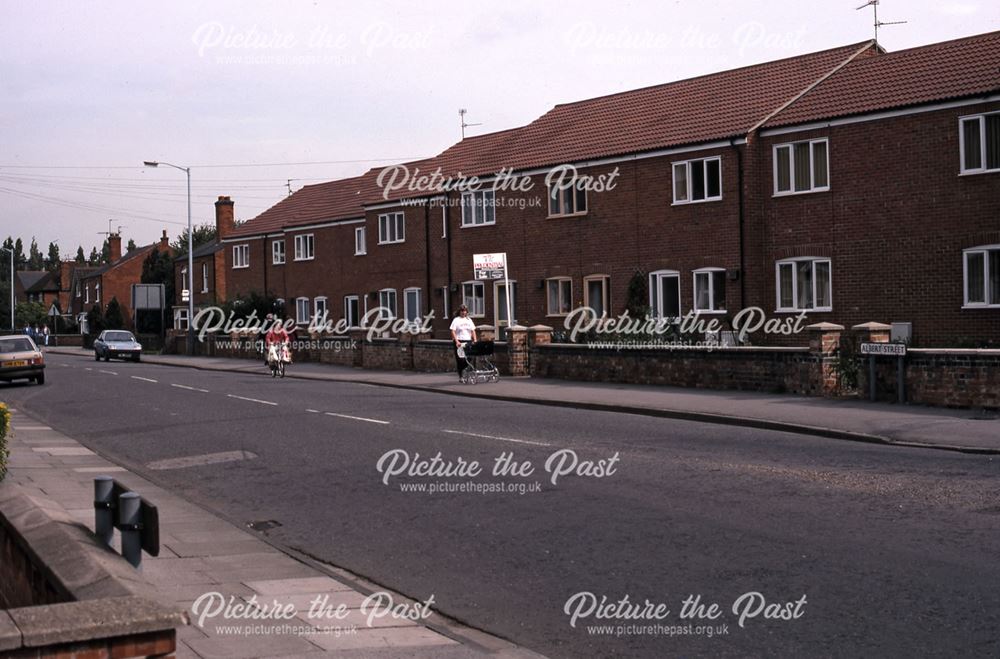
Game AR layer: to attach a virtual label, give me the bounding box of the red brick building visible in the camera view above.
[75,232,173,330]
[220,32,1000,347]
[171,196,234,330]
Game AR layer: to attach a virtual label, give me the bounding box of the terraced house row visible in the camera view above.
[190,31,999,347]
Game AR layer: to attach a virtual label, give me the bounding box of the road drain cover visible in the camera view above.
[247,520,282,531]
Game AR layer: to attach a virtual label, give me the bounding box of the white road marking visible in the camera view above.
[84,367,93,371]
[171,384,210,393]
[146,450,258,470]
[131,376,158,383]
[306,409,320,413]
[13,425,52,431]
[324,412,390,425]
[98,369,118,375]
[227,394,278,406]
[442,429,552,447]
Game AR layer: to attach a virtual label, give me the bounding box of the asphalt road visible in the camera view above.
[4,353,1000,658]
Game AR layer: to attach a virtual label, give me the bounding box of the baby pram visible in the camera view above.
[457,340,499,384]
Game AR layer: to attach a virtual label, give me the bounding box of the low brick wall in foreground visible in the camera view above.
[859,349,1000,408]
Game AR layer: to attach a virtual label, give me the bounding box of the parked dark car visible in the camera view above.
[0,335,45,384]
[93,330,142,362]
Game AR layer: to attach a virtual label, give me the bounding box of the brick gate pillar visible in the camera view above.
[806,322,844,396]
[507,325,529,376]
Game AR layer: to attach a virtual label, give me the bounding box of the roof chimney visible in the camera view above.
[108,233,122,262]
[160,229,170,252]
[215,196,235,240]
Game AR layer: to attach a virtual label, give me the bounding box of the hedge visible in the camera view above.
[0,402,9,481]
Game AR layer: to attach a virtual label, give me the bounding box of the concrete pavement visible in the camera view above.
[2,408,545,658]
[46,346,1000,453]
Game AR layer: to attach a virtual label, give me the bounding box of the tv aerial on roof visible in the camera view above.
[459,109,483,139]
[855,0,907,45]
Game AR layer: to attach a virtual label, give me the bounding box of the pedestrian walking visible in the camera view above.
[449,305,477,382]
[43,324,50,346]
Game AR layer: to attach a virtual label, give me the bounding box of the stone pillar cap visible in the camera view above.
[805,322,845,331]
[507,324,528,331]
[851,322,892,331]
[529,324,554,331]
[475,324,495,330]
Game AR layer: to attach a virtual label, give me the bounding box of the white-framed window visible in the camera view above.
[462,281,485,317]
[75,282,81,298]
[461,190,496,227]
[272,239,285,265]
[960,113,1000,174]
[233,244,250,268]
[547,184,587,217]
[180,266,188,293]
[584,275,610,318]
[673,157,722,204]
[649,270,681,320]
[344,295,360,327]
[355,227,367,255]
[774,138,829,195]
[201,263,209,293]
[403,287,422,324]
[294,234,314,261]
[314,296,328,321]
[378,212,405,244]
[173,308,189,331]
[963,245,1000,307]
[295,297,311,325]
[776,257,832,312]
[693,268,727,313]
[546,277,573,316]
[378,288,397,319]
[95,282,100,303]
[84,284,90,304]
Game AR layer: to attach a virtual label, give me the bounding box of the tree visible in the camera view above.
[75,246,86,264]
[171,224,217,258]
[86,304,106,334]
[137,250,176,333]
[104,297,125,330]
[15,302,47,329]
[126,238,137,252]
[28,238,43,270]
[100,238,110,264]
[13,238,25,270]
[625,270,649,319]
[221,291,284,324]
[45,242,60,273]
[88,247,100,265]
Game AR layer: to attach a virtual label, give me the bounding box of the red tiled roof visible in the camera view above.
[765,30,1000,128]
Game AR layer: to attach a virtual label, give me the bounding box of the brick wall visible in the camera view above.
[858,349,1000,408]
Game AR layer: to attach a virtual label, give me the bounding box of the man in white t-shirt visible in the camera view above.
[449,305,478,381]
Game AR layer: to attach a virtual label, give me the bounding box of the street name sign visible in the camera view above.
[860,342,906,356]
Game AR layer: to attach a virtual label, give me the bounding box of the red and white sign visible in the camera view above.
[473,252,507,280]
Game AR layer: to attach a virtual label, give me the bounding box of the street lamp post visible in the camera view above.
[0,247,12,331]
[143,161,194,354]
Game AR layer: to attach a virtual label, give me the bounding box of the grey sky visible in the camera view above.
[0,0,995,255]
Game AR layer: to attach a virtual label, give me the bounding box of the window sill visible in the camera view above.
[958,169,1000,177]
[774,308,832,313]
[962,304,1000,309]
[460,222,497,229]
[546,313,571,318]
[378,240,406,245]
[232,265,250,270]
[546,211,588,219]
[772,187,830,198]
[354,252,367,257]
[672,197,723,206]
[693,309,728,315]
[272,261,285,266]
[293,257,315,262]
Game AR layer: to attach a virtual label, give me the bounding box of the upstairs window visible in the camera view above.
[673,157,721,204]
[272,240,285,265]
[233,244,249,269]
[201,263,209,293]
[355,227,367,255]
[774,139,829,195]
[960,113,1000,174]
[776,258,832,312]
[461,190,496,226]
[378,213,405,244]
[294,234,314,261]
[547,185,587,217]
[964,246,1000,307]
